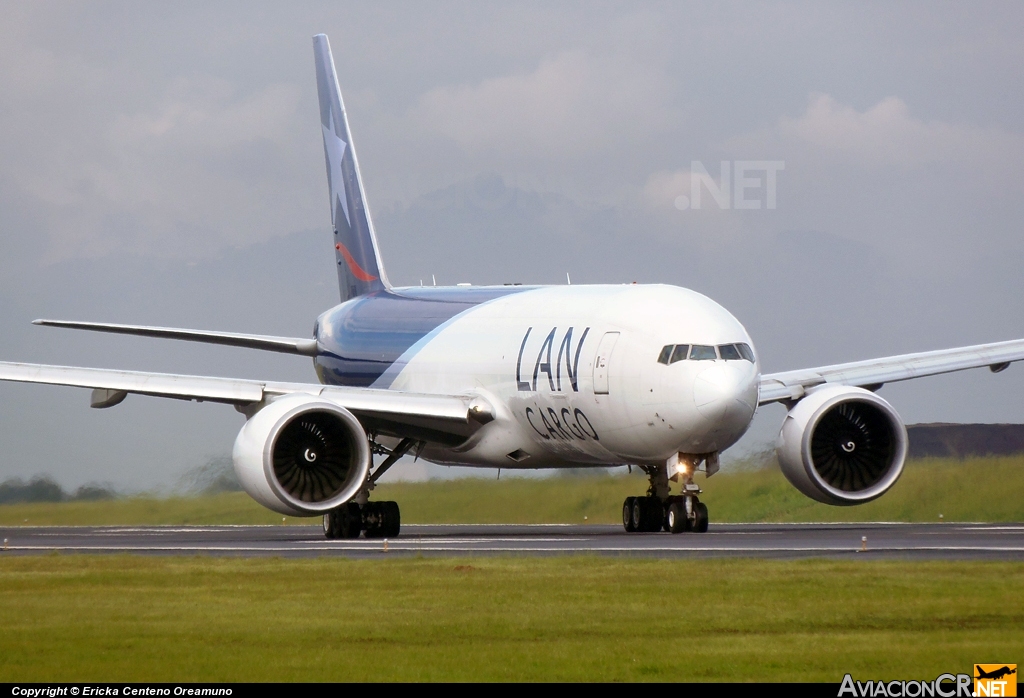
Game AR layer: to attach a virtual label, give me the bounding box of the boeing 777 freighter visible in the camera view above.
[3,35,1023,538]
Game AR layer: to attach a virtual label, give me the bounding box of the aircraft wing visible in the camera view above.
[0,361,490,443]
[759,337,1024,405]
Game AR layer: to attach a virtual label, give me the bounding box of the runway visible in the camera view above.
[2,522,1024,559]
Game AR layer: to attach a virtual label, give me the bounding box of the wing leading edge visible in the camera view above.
[0,361,491,442]
[759,337,1024,405]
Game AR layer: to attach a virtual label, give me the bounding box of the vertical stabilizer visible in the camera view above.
[313,34,389,301]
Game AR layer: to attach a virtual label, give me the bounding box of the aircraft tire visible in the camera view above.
[323,512,338,539]
[381,501,401,538]
[339,502,362,539]
[667,501,689,534]
[623,497,637,532]
[644,497,664,532]
[631,497,645,532]
[362,502,383,538]
[632,497,661,532]
[692,501,709,533]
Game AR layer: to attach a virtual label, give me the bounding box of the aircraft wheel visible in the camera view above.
[323,512,337,539]
[381,501,401,538]
[692,501,709,533]
[362,502,383,538]
[632,497,662,532]
[364,501,401,538]
[631,497,645,532]
[326,504,362,539]
[339,502,362,539]
[667,501,690,534]
[644,497,664,532]
[623,497,637,532]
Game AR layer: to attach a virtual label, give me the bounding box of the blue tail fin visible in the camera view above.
[313,34,389,301]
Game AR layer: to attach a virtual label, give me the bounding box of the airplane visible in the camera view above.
[3,33,1024,539]
[975,667,1016,681]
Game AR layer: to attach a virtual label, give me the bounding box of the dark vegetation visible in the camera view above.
[0,477,116,505]
[907,423,1024,458]
[0,456,242,505]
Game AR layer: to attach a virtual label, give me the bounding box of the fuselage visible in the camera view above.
[314,284,760,469]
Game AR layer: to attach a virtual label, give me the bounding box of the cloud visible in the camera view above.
[0,13,325,265]
[12,75,321,262]
[738,92,1024,172]
[411,51,675,159]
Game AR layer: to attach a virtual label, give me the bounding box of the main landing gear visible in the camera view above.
[323,500,400,539]
[621,461,709,534]
[323,436,416,539]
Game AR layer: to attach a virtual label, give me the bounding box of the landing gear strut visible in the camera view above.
[621,458,711,534]
[323,436,416,539]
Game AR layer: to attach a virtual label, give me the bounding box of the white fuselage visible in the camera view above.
[381,284,760,469]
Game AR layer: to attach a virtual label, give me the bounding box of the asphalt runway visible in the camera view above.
[2,522,1024,559]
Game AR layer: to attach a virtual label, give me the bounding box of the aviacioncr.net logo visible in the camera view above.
[838,673,972,697]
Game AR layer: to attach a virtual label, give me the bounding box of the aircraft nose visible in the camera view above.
[693,363,758,424]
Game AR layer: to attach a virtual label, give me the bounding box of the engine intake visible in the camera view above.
[232,394,371,515]
[776,385,907,505]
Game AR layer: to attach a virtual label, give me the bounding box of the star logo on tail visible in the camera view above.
[321,110,350,227]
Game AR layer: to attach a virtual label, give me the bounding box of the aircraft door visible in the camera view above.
[592,332,620,395]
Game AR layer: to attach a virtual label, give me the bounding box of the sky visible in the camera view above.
[1,1,1023,489]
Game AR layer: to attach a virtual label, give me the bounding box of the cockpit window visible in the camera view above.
[690,344,717,360]
[660,342,752,363]
[718,344,741,361]
[669,344,690,364]
[657,345,673,364]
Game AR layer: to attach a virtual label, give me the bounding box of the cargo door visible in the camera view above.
[592,332,620,395]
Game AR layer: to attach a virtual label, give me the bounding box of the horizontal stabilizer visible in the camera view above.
[33,320,319,357]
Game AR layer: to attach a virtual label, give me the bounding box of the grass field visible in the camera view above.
[0,555,1020,682]
[1,456,1022,526]
[2,458,1021,682]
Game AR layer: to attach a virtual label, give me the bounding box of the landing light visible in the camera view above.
[667,453,695,480]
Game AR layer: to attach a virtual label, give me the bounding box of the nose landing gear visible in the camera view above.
[666,496,708,533]
[621,459,711,534]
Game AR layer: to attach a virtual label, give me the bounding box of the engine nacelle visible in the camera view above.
[232,394,371,516]
[776,385,907,505]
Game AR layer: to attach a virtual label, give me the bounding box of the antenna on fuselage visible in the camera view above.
[566,272,571,285]
[432,274,436,286]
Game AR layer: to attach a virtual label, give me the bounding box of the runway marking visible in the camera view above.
[300,537,589,544]
[403,523,576,528]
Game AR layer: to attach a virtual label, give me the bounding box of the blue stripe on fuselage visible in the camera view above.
[313,286,532,387]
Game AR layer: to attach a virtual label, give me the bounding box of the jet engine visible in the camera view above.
[776,385,907,505]
[232,393,371,516]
